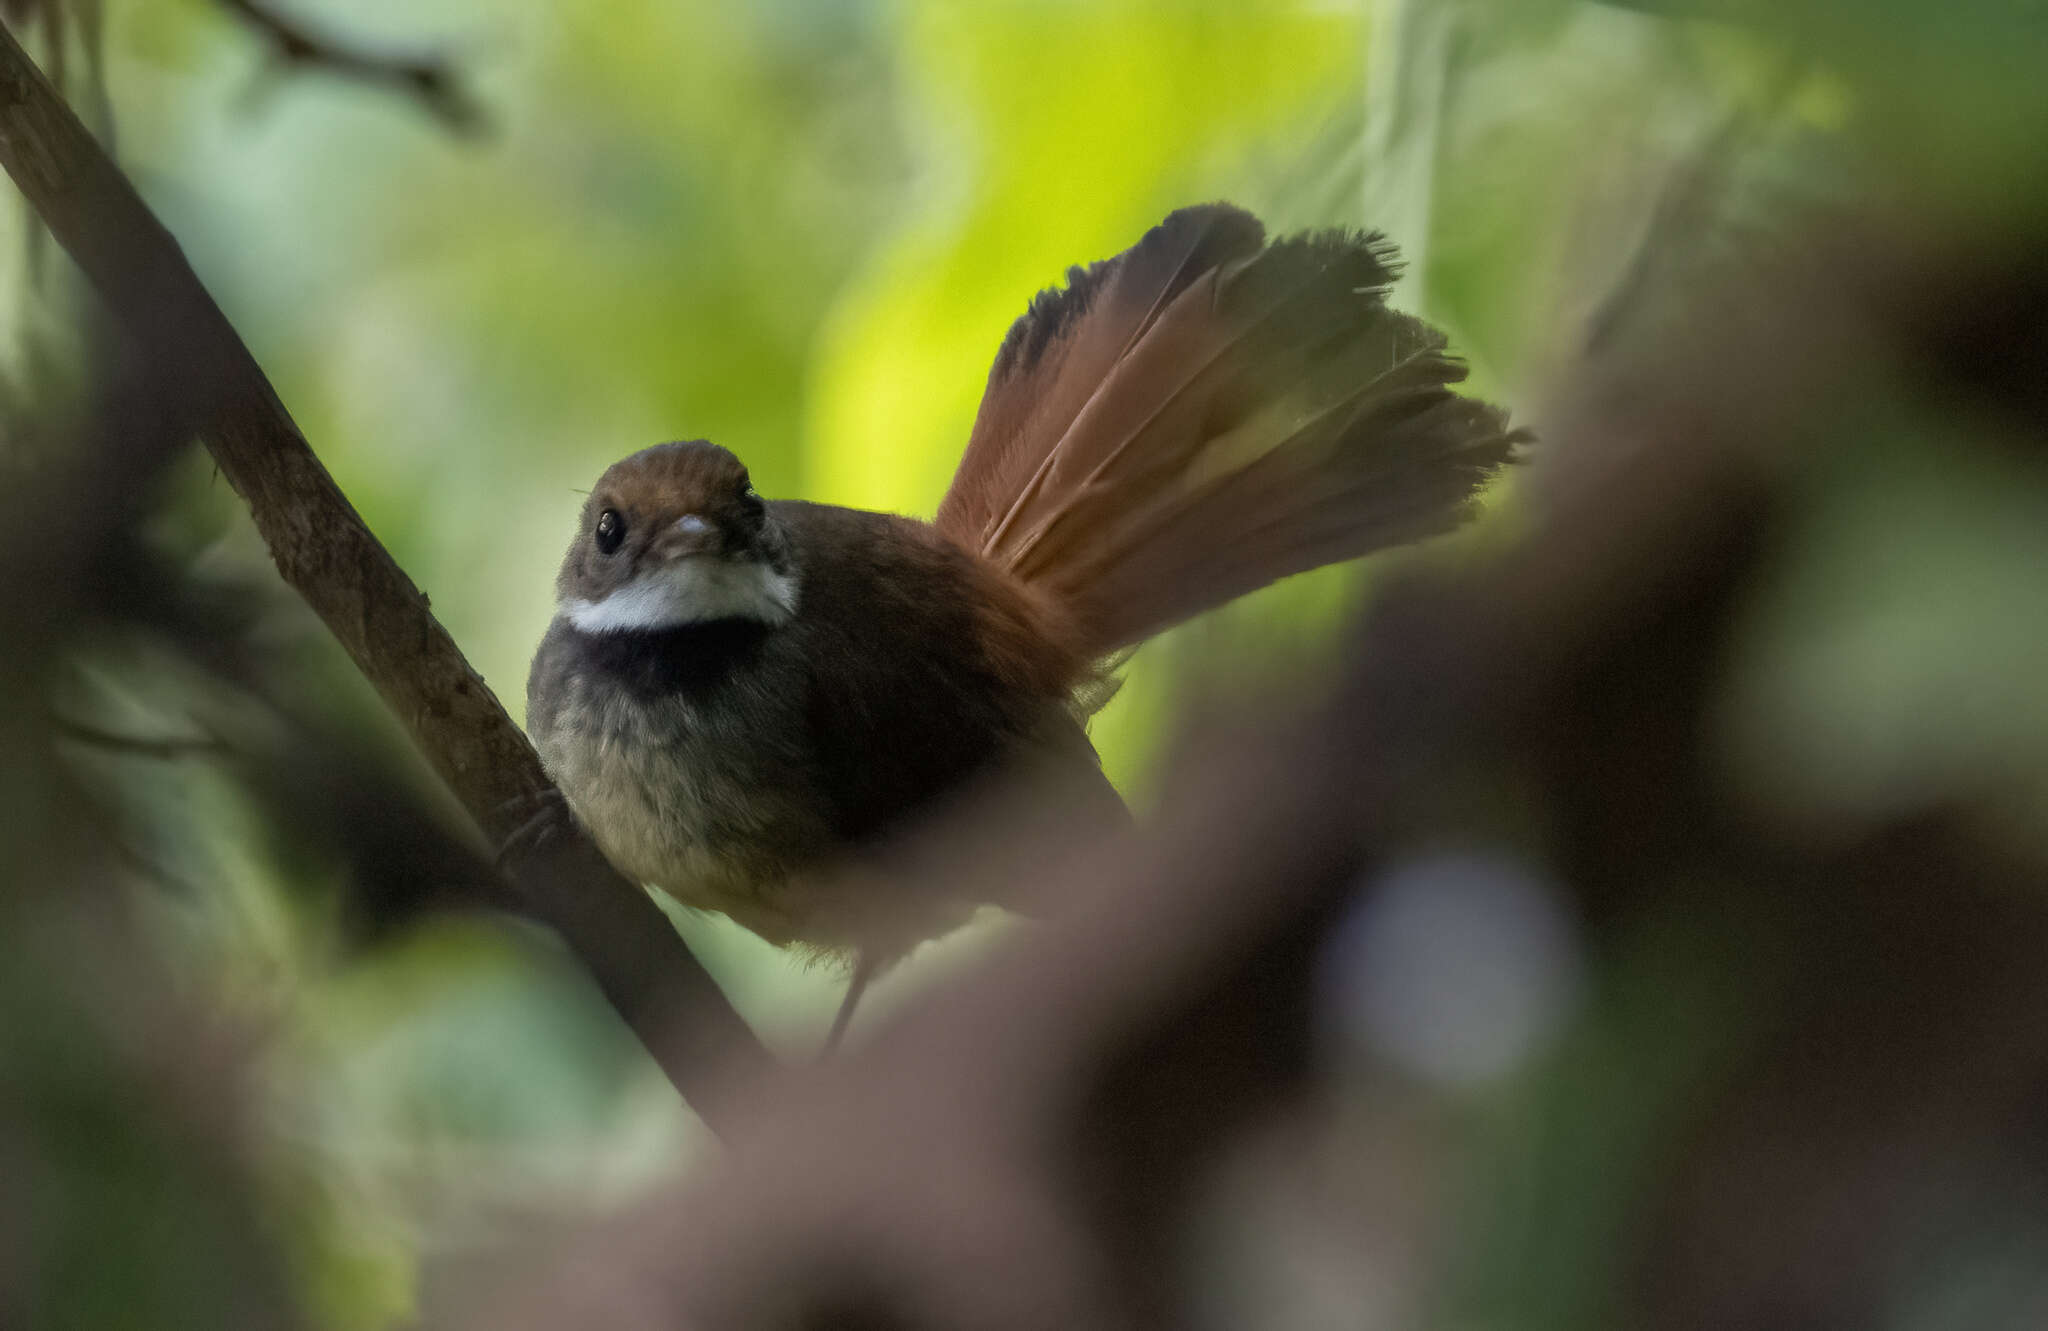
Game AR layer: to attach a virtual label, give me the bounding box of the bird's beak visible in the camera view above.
[653,513,723,561]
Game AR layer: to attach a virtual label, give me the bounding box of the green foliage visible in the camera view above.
[16,0,2045,1324]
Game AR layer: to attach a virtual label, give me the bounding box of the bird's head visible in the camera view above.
[554,440,796,633]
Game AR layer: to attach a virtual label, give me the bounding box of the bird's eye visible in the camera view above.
[738,485,766,521]
[594,508,626,555]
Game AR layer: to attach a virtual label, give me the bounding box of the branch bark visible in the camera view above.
[0,18,772,1133]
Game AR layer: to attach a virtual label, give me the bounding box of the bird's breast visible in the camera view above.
[528,628,830,943]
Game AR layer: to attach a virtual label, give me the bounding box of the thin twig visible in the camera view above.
[54,716,229,760]
[215,0,487,135]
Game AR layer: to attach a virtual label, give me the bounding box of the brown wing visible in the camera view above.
[775,501,1116,850]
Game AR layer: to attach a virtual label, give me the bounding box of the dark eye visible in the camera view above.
[594,508,626,555]
[738,485,766,522]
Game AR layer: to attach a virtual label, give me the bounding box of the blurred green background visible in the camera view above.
[12,0,2048,1326]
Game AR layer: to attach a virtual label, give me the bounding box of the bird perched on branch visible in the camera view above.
[525,203,1522,1045]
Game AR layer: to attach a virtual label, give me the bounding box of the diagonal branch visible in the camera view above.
[216,0,486,134]
[0,17,773,1132]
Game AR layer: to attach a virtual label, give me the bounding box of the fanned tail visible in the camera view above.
[938,203,1524,681]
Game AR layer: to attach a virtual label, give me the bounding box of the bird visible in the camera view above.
[524,203,1522,1046]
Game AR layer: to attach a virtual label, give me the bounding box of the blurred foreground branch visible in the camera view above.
[0,17,771,1133]
[461,212,2048,1328]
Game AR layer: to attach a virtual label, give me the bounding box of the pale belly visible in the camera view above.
[532,673,834,950]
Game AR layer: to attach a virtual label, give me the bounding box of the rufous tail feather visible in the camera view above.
[937,203,1524,691]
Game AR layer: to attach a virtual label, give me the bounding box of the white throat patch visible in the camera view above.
[561,558,798,633]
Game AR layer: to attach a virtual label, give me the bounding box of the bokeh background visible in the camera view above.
[8,0,2048,1327]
